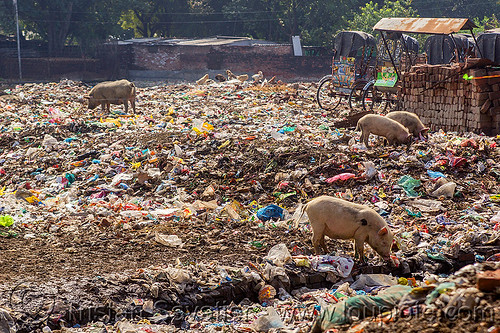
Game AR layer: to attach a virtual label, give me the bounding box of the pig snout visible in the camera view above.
[371,226,393,260]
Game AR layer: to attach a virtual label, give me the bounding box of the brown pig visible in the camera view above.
[355,114,411,147]
[84,79,136,113]
[295,196,393,261]
[386,111,429,140]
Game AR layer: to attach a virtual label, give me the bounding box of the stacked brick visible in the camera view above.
[400,64,500,135]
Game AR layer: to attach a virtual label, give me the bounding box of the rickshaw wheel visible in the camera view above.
[348,82,366,113]
[362,84,389,114]
[317,76,342,111]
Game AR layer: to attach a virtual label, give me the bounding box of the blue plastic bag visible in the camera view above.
[256,204,284,222]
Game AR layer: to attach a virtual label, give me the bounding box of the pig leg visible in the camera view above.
[123,99,129,114]
[319,237,328,254]
[362,130,370,147]
[354,236,366,262]
[311,233,324,255]
[310,221,327,254]
[101,102,106,114]
[130,97,136,113]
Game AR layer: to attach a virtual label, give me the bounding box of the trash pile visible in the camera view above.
[0,77,499,332]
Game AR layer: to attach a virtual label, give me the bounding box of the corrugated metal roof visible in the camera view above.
[177,37,251,46]
[112,36,278,47]
[373,17,477,34]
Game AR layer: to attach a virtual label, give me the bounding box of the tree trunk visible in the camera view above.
[47,2,73,56]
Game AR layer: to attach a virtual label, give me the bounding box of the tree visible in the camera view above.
[473,14,500,33]
[0,0,16,36]
[120,0,192,38]
[5,0,131,56]
[347,0,418,33]
[411,0,499,21]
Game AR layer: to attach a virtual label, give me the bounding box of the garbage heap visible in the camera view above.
[0,77,499,333]
[401,61,500,135]
[0,243,498,333]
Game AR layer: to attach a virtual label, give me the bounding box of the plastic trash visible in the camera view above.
[256,204,284,222]
[350,274,398,290]
[409,199,444,213]
[258,285,277,304]
[309,255,354,278]
[361,161,377,179]
[431,181,456,198]
[0,215,14,227]
[252,306,284,332]
[325,173,356,183]
[263,243,292,267]
[490,211,500,224]
[425,282,455,305]
[42,134,58,150]
[154,233,183,247]
[398,175,421,197]
[426,170,446,179]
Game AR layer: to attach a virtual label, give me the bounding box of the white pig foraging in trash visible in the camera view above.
[386,111,429,140]
[295,196,394,262]
[355,114,411,147]
[84,79,136,113]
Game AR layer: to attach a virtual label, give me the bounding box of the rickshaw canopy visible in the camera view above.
[373,17,477,35]
[424,34,473,65]
[333,31,376,59]
[477,33,500,64]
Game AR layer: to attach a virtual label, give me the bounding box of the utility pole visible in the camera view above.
[13,0,22,81]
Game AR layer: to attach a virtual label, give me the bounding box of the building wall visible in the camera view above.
[128,44,331,81]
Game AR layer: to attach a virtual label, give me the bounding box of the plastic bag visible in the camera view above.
[0,215,14,227]
[154,233,183,247]
[257,204,284,222]
[252,307,284,332]
[350,274,398,290]
[310,255,354,278]
[398,175,421,197]
[431,182,456,198]
[263,243,292,267]
[325,173,356,183]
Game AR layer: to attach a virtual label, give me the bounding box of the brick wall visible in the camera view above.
[401,64,500,135]
[0,57,103,80]
[128,44,331,81]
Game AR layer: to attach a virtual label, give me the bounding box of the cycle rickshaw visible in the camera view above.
[362,17,481,113]
[316,31,377,114]
[362,32,419,113]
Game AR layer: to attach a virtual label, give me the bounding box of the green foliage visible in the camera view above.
[0,0,499,55]
[411,0,499,22]
[0,0,16,36]
[473,15,500,33]
[347,0,418,33]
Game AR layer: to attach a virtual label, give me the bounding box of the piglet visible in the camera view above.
[355,114,411,147]
[295,196,394,261]
[386,111,429,140]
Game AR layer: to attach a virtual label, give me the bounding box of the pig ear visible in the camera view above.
[420,128,429,135]
[378,226,388,236]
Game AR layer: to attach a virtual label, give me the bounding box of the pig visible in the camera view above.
[386,111,429,140]
[355,114,411,147]
[84,79,136,113]
[295,196,393,261]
